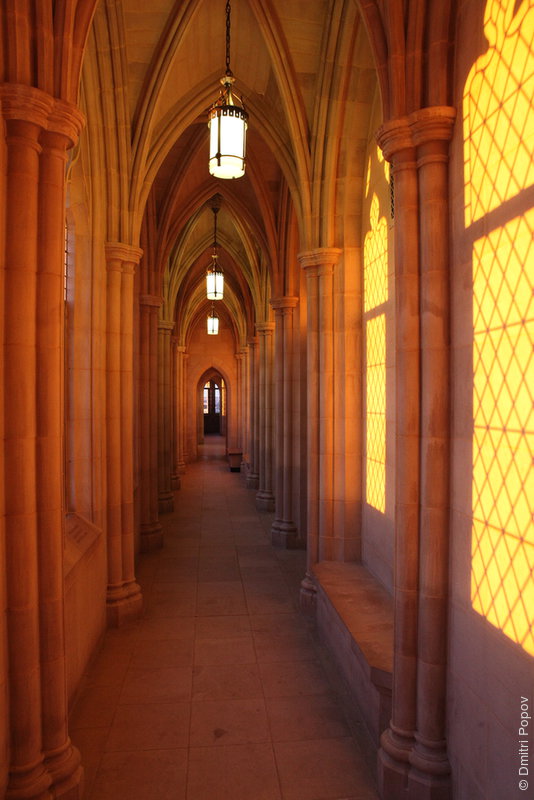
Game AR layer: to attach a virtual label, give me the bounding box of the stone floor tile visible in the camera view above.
[253,630,317,663]
[186,743,282,800]
[192,663,263,701]
[119,666,192,704]
[193,634,256,665]
[137,615,195,641]
[194,614,251,639]
[105,703,190,751]
[130,637,194,668]
[70,685,121,730]
[189,698,270,747]
[196,580,247,616]
[266,694,351,742]
[259,660,332,698]
[144,582,197,618]
[274,737,379,800]
[88,748,188,800]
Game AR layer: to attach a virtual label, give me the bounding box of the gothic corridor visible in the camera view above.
[0,1,533,800]
[70,437,379,799]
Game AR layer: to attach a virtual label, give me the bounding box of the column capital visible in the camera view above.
[0,84,54,129]
[270,296,299,311]
[105,242,143,273]
[255,321,275,335]
[247,337,258,347]
[140,293,164,308]
[158,319,175,332]
[176,344,187,353]
[376,116,413,160]
[297,248,342,271]
[409,106,456,146]
[0,85,85,149]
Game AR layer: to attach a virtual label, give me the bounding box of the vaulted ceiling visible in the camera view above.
[81,0,378,344]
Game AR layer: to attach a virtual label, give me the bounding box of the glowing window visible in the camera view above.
[465,0,534,655]
[364,192,389,513]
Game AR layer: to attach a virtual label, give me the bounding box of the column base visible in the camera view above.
[6,760,52,800]
[171,473,181,490]
[256,491,275,512]
[106,581,143,628]
[177,461,186,474]
[407,739,451,800]
[246,472,259,490]
[158,492,174,514]
[140,521,163,552]
[45,742,83,800]
[299,573,317,611]
[271,520,299,548]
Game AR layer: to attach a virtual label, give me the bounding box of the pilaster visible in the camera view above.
[105,242,144,627]
[138,294,163,551]
[270,297,299,548]
[255,322,275,512]
[157,319,175,513]
[298,248,341,607]
[0,84,85,800]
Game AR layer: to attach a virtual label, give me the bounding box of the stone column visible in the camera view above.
[408,107,455,800]
[255,322,275,511]
[234,351,244,450]
[376,119,421,798]
[240,348,249,466]
[246,337,259,489]
[1,84,83,799]
[170,337,180,490]
[138,295,163,551]
[270,297,299,547]
[157,320,174,513]
[299,249,341,606]
[105,243,143,627]
[175,344,187,474]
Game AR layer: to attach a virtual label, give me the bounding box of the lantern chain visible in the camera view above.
[225,0,232,77]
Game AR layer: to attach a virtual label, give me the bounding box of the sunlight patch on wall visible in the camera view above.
[364,193,388,513]
[465,0,534,655]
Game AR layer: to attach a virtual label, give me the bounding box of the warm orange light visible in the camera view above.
[466,0,533,656]
[364,193,388,513]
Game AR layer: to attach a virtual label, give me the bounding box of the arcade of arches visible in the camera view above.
[0,1,532,799]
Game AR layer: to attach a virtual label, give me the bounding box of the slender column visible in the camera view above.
[255,322,275,511]
[246,337,259,489]
[376,118,421,798]
[299,249,341,606]
[234,351,243,450]
[182,352,189,464]
[240,348,249,466]
[408,108,455,800]
[138,295,163,551]
[270,297,299,547]
[105,243,143,627]
[170,337,181,490]
[2,85,55,800]
[175,345,187,474]
[157,320,174,513]
[37,103,85,799]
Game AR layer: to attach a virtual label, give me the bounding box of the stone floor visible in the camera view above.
[70,437,379,800]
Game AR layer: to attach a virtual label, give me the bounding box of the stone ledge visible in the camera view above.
[313,561,394,745]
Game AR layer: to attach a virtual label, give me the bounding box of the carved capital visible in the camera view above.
[270,296,299,312]
[297,248,342,271]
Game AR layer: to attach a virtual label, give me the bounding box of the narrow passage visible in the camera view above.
[71,437,379,800]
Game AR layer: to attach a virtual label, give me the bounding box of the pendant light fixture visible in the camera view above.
[206,202,224,300]
[208,0,248,180]
[207,303,219,335]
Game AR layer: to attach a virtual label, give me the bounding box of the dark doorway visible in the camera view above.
[203,379,221,434]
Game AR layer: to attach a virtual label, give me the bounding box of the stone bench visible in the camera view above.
[313,561,393,745]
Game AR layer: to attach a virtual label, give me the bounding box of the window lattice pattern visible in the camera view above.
[366,315,386,512]
[364,193,388,513]
[471,212,534,655]
[464,0,534,225]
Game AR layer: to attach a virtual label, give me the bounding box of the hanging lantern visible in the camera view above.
[208,1,248,180]
[206,204,224,299]
[207,304,219,335]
